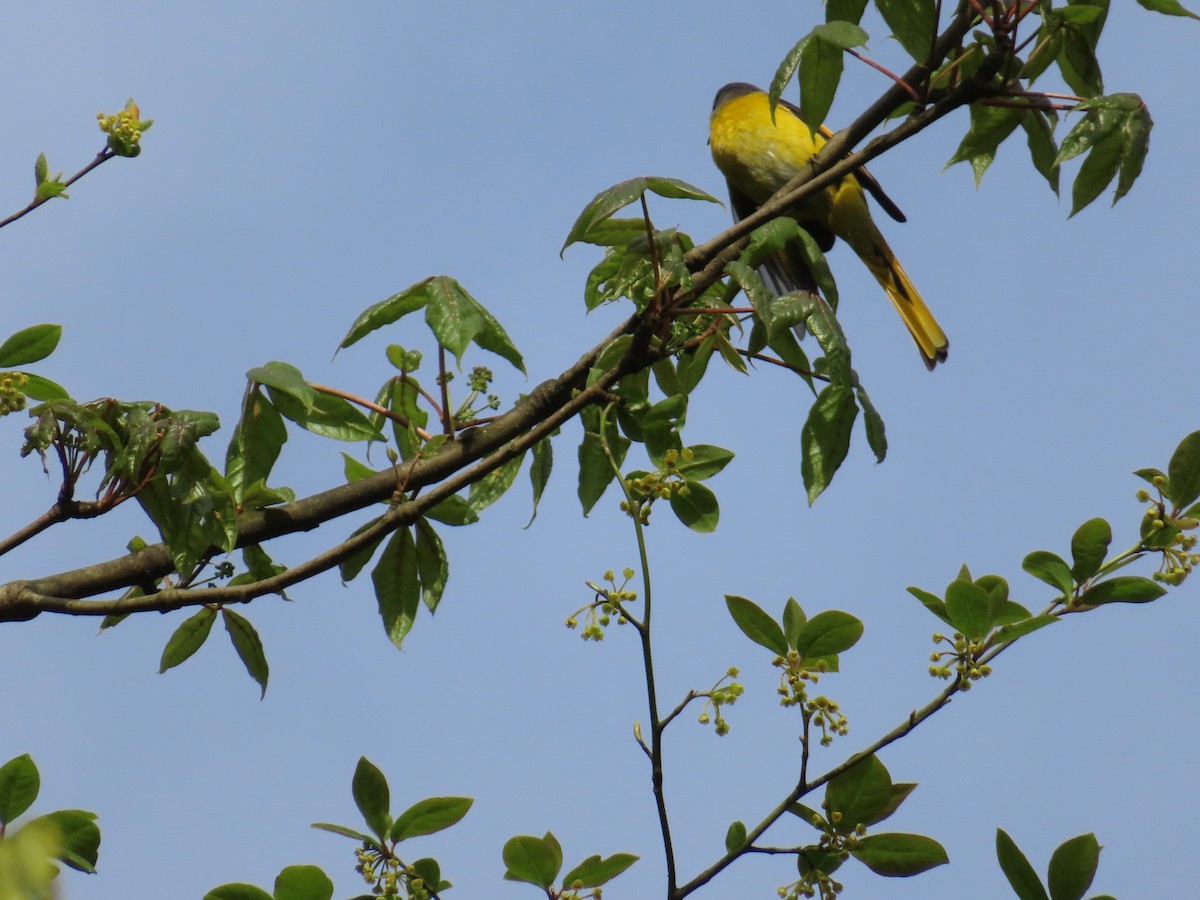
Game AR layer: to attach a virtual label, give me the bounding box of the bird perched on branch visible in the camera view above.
[709,82,948,369]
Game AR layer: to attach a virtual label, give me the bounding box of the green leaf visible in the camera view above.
[669,480,719,533]
[466,452,524,514]
[992,614,1058,646]
[852,833,948,876]
[390,796,473,842]
[801,384,857,504]
[274,865,334,900]
[1022,550,1075,596]
[0,324,61,367]
[782,598,807,650]
[15,371,69,401]
[799,24,867,131]
[32,809,100,872]
[309,822,379,846]
[222,608,269,699]
[725,820,748,854]
[373,527,421,649]
[577,407,628,515]
[561,852,639,889]
[225,388,287,504]
[526,435,553,526]
[1021,110,1060,194]
[352,757,391,843]
[1056,3,1108,98]
[0,754,40,823]
[247,361,314,411]
[794,610,863,658]
[338,517,386,583]
[827,0,869,23]
[876,0,938,62]
[675,444,734,481]
[824,755,894,831]
[643,393,687,467]
[725,594,788,656]
[269,389,384,443]
[996,829,1050,900]
[1078,575,1166,605]
[1047,833,1099,900]
[425,494,480,526]
[159,607,218,673]
[907,586,952,625]
[1166,430,1200,508]
[503,833,563,888]
[562,177,719,252]
[423,276,484,366]
[1069,518,1111,581]
[414,519,448,613]
[854,380,887,463]
[944,578,993,640]
[203,885,274,900]
[339,283,432,349]
[469,294,526,374]
[1136,0,1200,17]
[947,105,1024,185]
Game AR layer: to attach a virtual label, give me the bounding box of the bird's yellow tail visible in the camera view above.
[859,237,948,370]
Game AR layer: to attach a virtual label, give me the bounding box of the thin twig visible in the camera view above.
[0,149,115,231]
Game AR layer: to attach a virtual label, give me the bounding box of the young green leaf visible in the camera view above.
[669,480,719,533]
[1069,518,1111,582]
[0,754,40,824]
[561,177,719,253]
[1046,832,1099,900]
[1078,575,1166,605]
[274,865,334,900]
[996,829,1050,900]
[503,833,563,888]
[725,595,788,656]
[944,577,994,640]
[352,757,391,843]
[675,444,734,481]
[1166,430,1200,508]
[0,324,61,367]
[203,885,274,900]
[824,755,894,831]
[906,586,951,625]
[1022,550,1075,596]
[725,820,748,854]
[390,796,473,842]
[560,852,638,889]
[782,598,807,650]
[222,609,269,699]
[159,607,218,673]
[793,609,863,658]
[1136,0,1200,18]
[851,833,948,876]
[31,809,100,872]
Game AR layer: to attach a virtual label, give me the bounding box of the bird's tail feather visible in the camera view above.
[862,239,948,370]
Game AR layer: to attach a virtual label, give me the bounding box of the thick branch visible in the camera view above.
[0,314,658,620]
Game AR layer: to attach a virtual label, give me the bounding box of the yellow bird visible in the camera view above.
[709,82,948,369]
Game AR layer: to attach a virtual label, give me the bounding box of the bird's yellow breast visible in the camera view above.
[709,92,829,204]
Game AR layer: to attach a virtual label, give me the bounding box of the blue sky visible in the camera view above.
[2,3,1198,897]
